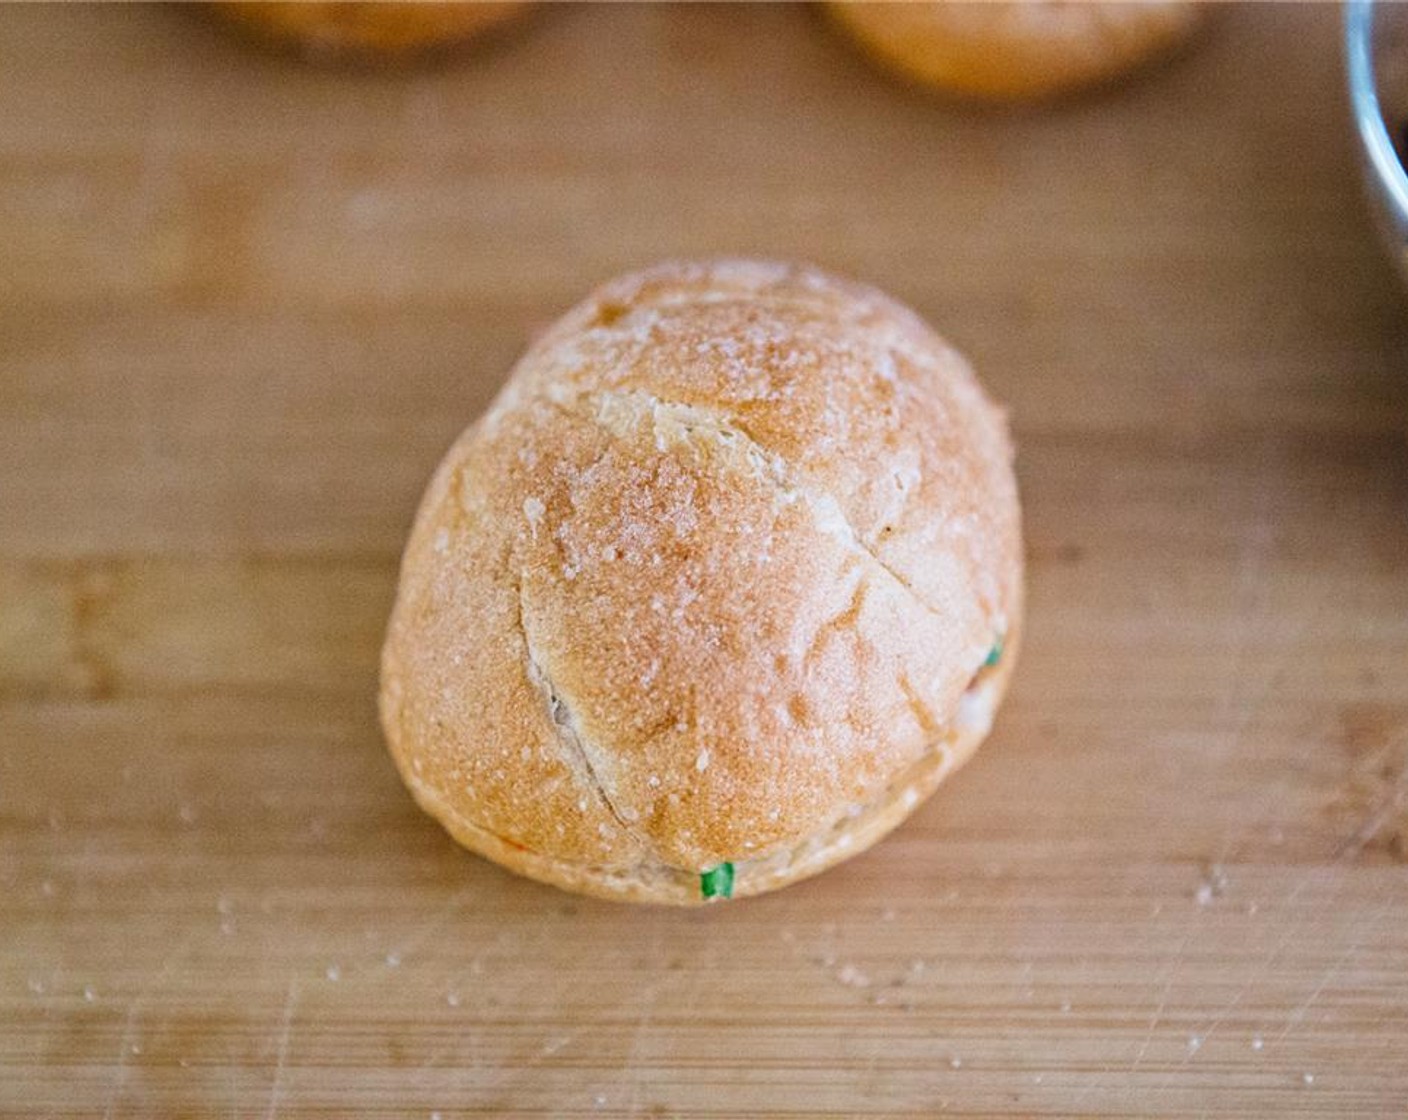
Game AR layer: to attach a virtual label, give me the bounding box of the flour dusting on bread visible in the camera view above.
[380,259,1023,904]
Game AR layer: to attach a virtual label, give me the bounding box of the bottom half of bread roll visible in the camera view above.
[385,616,1020,906]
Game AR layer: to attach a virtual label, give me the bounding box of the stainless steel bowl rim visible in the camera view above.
[1346,0,1408,232]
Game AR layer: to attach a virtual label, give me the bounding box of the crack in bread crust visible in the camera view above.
[553,386,954,624]
[479,384,976,869]
[403,636,1016,905]
[515,579,654,857]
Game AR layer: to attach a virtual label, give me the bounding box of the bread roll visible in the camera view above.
[827,1,1203,102]
[211,2,529,63]
[380,260,1023,904]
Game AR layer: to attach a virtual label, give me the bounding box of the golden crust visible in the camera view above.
[827,1,1203,102]
[210,2,530,62]
[380,259,1024,904]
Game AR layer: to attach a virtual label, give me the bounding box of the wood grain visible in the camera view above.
[3,3,1408,1116]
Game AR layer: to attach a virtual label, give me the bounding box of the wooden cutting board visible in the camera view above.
[3,4,1407,1116]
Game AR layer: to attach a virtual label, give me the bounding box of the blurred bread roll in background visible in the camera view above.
[210,2,530,63]
[380,260,1023,904]
[827,1,1204,102]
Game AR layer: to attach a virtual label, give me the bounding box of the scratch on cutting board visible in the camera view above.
[473,1029,580,1099]
[1269,896,1391,1048]
[1126,922,1199,1075]
[623,963,668,1112]
[1203,440,1328,871]
[103,931,197,1119]
[1149,865,1356,1089]
[1336,787,1406,861]
[1269,944,1356,1049]
[1159,735,1405,1068]
[433,931,524,1082]
[1084,857,1322,1101]
[384,886,474,969]
[264,980,300,1120]
[1334,731,1408,862]
[1109,845,1329,1093]
[103,998,144,1120]
[1163,872,1325,1076]
[1208,620,1320,868]
[476,958,673,1102]
[1086,915,1201,1107]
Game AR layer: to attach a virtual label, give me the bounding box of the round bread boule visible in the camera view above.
[380,259,1023,904]
[210,2,529,63]
[826,1,1203,103]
